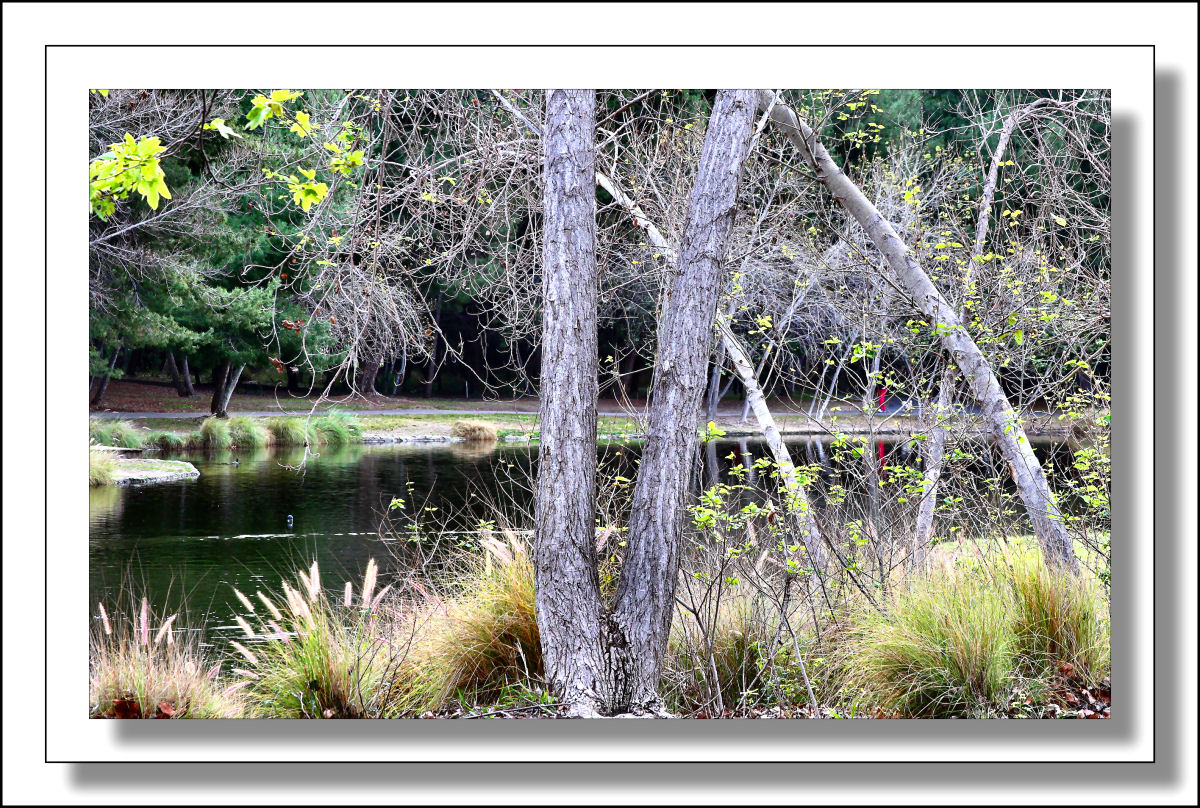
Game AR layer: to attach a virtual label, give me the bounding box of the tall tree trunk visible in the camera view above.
[179,355,195,396]
[534,89,608,716]
[356,353,383,398]
[612,89,759,712]
[210,361,230,415]
[757,91,1076,570]
[164,351,190,397]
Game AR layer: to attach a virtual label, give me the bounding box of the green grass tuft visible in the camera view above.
[197,417,232,450]
[89,448,118,486]
[267,417,314,447]
[89,420,144,449]
[228,416,271,449]
[313,413,362,446]
[144,431,186,452]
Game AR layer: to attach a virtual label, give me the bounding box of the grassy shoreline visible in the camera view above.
[90,539,1110,720]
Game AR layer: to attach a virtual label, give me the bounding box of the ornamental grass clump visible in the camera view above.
[228,561,412,718]
[227,416,271,449]
[450,420,499,443]
[840,565,1017,717]
[394,532,540,713]
[89,447,118,487]
[313,412,362,446]
[196,417,232,450]
[268,417,314,447]
[90,598,244,718]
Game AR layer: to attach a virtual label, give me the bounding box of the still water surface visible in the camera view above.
[89,437,1075,637]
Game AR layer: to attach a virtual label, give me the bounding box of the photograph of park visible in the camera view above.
[85,86,1113,721]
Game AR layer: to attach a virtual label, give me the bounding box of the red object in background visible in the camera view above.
[878,387,887,412]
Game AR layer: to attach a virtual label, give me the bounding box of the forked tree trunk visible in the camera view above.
[757,91,1076,570]
[612,89,759,712]
[164,352,190,397]
[533,89,609,715]
[210,361,243,418]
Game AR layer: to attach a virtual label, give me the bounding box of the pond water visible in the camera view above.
[89,436,1078,638]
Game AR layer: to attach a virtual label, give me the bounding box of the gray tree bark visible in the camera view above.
[210,361,244,418]
[533,89,609,716]
[916,100,1051,560]
[756,91,1076,570]
[164,351,191,397]
[179,355,195,396]
[612,89,759,712]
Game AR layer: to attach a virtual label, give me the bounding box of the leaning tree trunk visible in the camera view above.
[757,90,1076,570]
[90,346,121,407]
[612,89,759,712]
[916,99,1050,561]
[718,320,825,569]
[533,89,609,716]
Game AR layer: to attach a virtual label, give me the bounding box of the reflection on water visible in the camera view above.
[89,436,1076,638]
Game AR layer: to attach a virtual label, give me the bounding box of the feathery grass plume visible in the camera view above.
[232,588,256,614]
[268,417,314,447]
[139,598,150,646]
[228,416,271,449]
[344,582,353,608]
[305,561,322,602]
[89,449,118,487]
[230,641,259,665]
[154,614,177,645]
[450,420,499,443]
[257,590,283,620]
[90,598,244,718]
[233,563,414,718]
[361,559,378,609]
[234,615,256,638]
[370,584,393,611]
[97,603,112,635]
